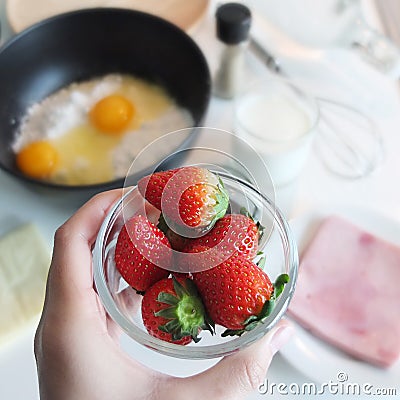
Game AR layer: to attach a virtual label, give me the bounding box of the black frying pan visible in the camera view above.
[0,8,211,197]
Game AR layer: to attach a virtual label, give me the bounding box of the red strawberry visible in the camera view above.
[138,168,177,210]
[114,215,171,293]
[193,255,289,336]
[141,277,214,344]
[157,213,189,252]
[176,244,220,274]
[183,213,261,260]
[138,167,229,230]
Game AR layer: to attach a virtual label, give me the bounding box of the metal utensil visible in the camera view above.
[248,36,384,179]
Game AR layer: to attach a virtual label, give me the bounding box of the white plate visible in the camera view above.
[281,206,400,387]
[6,0,209,33]
[0,321,39,400]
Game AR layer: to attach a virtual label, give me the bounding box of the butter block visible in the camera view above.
[0,224,50,346]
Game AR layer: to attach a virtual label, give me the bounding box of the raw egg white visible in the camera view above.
[13,74,190,185]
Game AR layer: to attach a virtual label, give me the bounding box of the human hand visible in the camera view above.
[34,190,293,400]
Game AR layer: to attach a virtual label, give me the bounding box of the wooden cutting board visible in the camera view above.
[7,0,209,33]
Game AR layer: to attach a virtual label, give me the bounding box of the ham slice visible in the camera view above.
[288,215,400,368]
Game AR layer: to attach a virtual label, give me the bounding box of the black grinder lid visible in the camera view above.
[216,3,252,44]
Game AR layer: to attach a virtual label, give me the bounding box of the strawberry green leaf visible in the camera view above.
[172,331,186,341]
[184,278,201,296]
[221,274,290,337]
[272,273,290,299]
[256,257,266,269]
[256,221,265,242]
[244,321,259,332]
[243,314,259,325]
[172,276,189,298]
[158,325,170,334]
[221,328,245,337]
[155,307,178,320]
[156,278,215,342]
[163,319,181,333]
[258,299,275,320]
[192,334,201,343]
[202,313,216,335]
[157,292,179,306]
[239,207,265,242]
[209,177,229,228]
[240,207,251,217]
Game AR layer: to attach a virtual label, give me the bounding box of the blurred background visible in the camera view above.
[1,1,400,399]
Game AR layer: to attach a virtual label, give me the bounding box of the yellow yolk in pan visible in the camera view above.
[89,94,135,134]
[16,141,58,179]
[14,75,180,185]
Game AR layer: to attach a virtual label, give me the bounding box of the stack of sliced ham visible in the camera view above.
[289,215,400,368]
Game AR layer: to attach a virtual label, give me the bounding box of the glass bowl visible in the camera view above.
[93,171,298,359]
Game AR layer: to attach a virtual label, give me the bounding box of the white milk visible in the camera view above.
[234,80,318,187]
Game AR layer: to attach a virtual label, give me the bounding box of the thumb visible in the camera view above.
[185,320,293,400]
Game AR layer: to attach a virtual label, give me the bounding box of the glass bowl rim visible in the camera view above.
[93,172,299,359]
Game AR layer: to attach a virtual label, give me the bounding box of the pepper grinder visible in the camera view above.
[213,2,252,99]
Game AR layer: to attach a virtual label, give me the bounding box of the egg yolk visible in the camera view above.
[89,94,135,134]
[16,141,58,179]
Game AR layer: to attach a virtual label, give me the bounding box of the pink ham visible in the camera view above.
[288,215,400,368]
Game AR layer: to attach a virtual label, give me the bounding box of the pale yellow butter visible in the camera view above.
[0,224,50,346]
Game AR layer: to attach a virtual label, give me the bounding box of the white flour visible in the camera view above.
[12,74,194,181]
[112,107,194,178]
[12,74,123,151]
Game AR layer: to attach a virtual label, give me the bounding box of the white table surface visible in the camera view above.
[1,1,400,399]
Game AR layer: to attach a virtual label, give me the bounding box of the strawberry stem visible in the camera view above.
[156,278,215,342]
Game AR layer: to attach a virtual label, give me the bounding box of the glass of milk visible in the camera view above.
[234,78,319,187]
